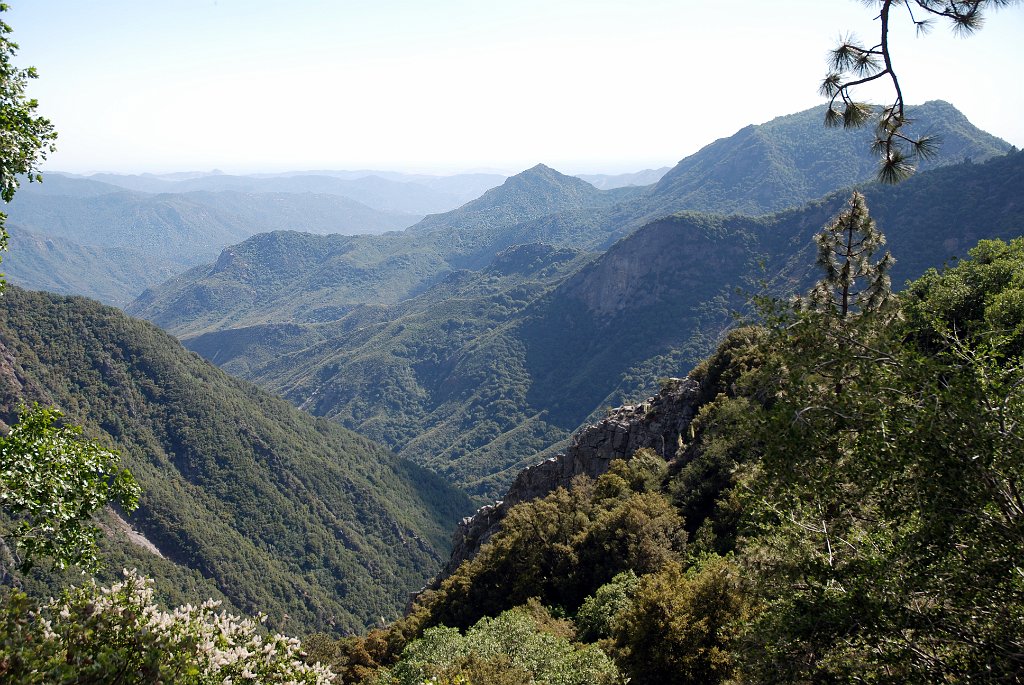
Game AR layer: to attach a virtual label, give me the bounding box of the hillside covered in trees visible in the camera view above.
[0,287,471,634]
[308,233,1024,684]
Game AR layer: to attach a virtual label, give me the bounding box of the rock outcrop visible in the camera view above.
[437,377,702,580]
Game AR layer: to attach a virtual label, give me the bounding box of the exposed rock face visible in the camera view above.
[438,377,702,580]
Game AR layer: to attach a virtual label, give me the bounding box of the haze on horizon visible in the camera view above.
[8,0,1024,177]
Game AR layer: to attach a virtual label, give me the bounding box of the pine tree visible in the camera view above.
[804,192,894,319]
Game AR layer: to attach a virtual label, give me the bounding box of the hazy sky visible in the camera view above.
[7,0,1024,175]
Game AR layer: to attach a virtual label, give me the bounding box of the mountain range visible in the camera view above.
[577,167,671,189]
[180,150,1024,498]
[122,102,1020,499]
[2,178,426,305]
[128,101,1009,335]
[66,169,507,215]
[2,98,1021,658]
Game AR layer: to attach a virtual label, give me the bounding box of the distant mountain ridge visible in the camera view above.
[643,100,1008,218]
[1,168,511,306]
[577,167,671,189]
[74,169,507,215]
[3,183,420,304]
[3,228,179,306]
[127,163,633,335]
[131,101,1011,338]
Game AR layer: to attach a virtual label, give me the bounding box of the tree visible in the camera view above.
[0,2,57,247]
[733,239,1024,680]
[610,556,746,685]
[0,569,335,684]
[0,404,140,574]
[803,191,894,319]
[821,0,1020,182]
[380,605,620,685]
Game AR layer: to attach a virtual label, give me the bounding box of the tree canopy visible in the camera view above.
[0,404,140,574]
[803,191,894,318]
[0,2,56,236]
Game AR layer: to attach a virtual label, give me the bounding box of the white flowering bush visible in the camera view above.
[0,569,334,684]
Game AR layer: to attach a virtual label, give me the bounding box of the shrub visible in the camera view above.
[0,569,333,684]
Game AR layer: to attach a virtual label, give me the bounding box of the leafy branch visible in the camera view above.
[0,404,140,572]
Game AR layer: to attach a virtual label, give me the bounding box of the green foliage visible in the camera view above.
[0,1,53,292]
[733,238,1024,680]
[377,605,621,685]
[420,460,686,631]
[0,569,333,683]
[346,238,1024,683]
[0,3,57,223]
[669,393,756,553]
[0,404,139,572]
[302,626,405,685]
[574,570,639,643]
[610,556,747,685]
[821,1,1016,182]
[803,191,894,318]
[346,235,1024,684]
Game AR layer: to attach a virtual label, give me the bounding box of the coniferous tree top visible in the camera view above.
[803,192,894,318]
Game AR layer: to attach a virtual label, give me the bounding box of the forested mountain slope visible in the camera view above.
[184,243,593,498]
[179,151,1024,499]
[521,149,1024,428]
[319,236,1024,684]
[641,100,1009,218]
[0,287,471,635]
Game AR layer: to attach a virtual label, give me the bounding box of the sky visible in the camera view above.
[7,0,1024,175]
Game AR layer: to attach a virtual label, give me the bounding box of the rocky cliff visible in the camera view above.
[437,376,703,580]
